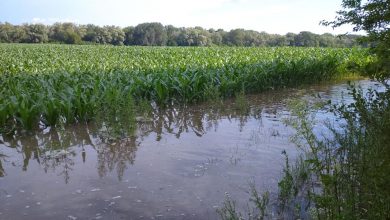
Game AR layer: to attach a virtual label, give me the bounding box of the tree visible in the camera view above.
[285,32,297,46]
[49,22,82,44]
[82,24,108,44]
[165,25,179,46]
[209,29,224,46]
[132,23,167,46]
[0,21,365,47]
[24,24,48,43]
[182,27,212,46]
[123,26,135,45]
[104,26,125,45]
[82,24,99,43]
[226,29,246,46]
[322,0,390,78]
[294,31,319,47]
[318,33,336,47]
[269,35,288,46]
[100,26,113,44]
[243,30,261,46]
[0,22,12,42]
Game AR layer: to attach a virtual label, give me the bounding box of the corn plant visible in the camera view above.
[0,44,373,131]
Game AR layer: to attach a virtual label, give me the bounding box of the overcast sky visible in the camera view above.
[0,0,358,35]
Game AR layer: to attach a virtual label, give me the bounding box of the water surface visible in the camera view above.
[0,80,382,220]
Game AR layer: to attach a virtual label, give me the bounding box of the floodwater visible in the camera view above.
[0,80,383,220]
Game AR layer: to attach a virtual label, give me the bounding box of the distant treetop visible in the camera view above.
[0,21,364,47]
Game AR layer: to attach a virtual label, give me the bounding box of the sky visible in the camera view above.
[0,0,359,35]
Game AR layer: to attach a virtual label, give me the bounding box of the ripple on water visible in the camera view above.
[0,80,382,219]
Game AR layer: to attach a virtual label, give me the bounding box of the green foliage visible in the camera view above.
[0,21,364,47]
[217,187,270,220]
[49,22,82,44]
[321,0,390,78]
[321,0,389,35]
[217,193,243,220]
[277,151,310,218]
[132,22,167,46]
[0,44,372,131]
[278,150,295,208]
[249,184,270,220]
[283,87,390,219]
[24,24,49,43]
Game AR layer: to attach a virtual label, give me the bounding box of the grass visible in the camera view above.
[218,82,390,219]
[0,44,373,132]
[217,184,270,220]
[281,85,390,219]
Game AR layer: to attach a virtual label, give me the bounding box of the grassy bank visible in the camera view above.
[0,44,372,131]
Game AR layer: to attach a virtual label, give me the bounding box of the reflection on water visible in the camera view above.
[0,123,139,183]
[0,91,286,182]
[0,80,382,219]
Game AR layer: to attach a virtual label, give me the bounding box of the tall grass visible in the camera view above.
[0,44,372,131]
[279,85,390,219]
[217,84,390,219]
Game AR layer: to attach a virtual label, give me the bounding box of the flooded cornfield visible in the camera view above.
[0,80,382,220]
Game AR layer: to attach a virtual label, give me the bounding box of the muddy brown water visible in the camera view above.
[0,80,383,220]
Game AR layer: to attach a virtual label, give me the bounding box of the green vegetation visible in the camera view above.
[217,185,270,220]
[286,1,390,218]
[218,85,390,219]
[219,0,390,219]
[280,90,390,219]
[0,22,363,47]
[281,0,390,217]
[322,0,390,80]
[0,45,371,132]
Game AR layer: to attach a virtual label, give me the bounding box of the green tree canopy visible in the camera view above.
[0,21,365,48]
[322,0,390,78]
[133,22,167,46]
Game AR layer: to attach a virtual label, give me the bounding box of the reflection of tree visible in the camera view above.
[137,100,259,140]
[94,136,138,181]
[19,134,39,171]
[0,90,293,182]
[151,105,207,139]
[0,153,5,177]
[1,128,79,183]
[0,122,141,182]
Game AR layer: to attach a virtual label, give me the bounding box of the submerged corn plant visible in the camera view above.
[0,44,372,131]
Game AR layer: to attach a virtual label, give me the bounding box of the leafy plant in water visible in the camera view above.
[278,150,294,210]
[0,45,372,132]
[217,184,270,220]
[282,85,390,219]
[217,193,243,220]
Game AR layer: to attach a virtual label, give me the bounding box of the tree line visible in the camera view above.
[0,22,363,47]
